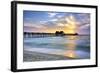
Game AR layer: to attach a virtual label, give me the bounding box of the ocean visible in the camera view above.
[24,35,90,61]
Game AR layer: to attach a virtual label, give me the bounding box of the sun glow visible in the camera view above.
[55,15,78,34]
[64,15,78,34]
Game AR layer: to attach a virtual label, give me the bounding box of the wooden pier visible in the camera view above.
[24,32,55,38]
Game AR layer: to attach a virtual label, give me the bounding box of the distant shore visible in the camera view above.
[23,50,74,62]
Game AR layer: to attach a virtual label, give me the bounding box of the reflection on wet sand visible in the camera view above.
[64,36,77,58]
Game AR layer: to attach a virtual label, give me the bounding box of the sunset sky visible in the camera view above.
[23,11,90,35]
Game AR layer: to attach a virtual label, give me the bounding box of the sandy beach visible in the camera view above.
[23,50,72,62]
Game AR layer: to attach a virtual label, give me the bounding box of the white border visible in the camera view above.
[17,4,96,69]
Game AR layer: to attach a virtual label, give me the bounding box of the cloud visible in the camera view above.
[76,13,90,25]
[56,15,64,18]
[48,13,58,18]
[24,22,46,29]
[49,18,58,22]
[65,15,76,24]
[79,24,90,29]
[39,21,48,24]
[56,23,64,26]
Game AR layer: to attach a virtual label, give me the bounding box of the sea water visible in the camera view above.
[24,35,90,59]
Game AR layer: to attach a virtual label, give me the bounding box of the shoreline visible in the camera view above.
[23,50,74,62]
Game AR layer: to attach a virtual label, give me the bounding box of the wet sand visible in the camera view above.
[23,50,72,62]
